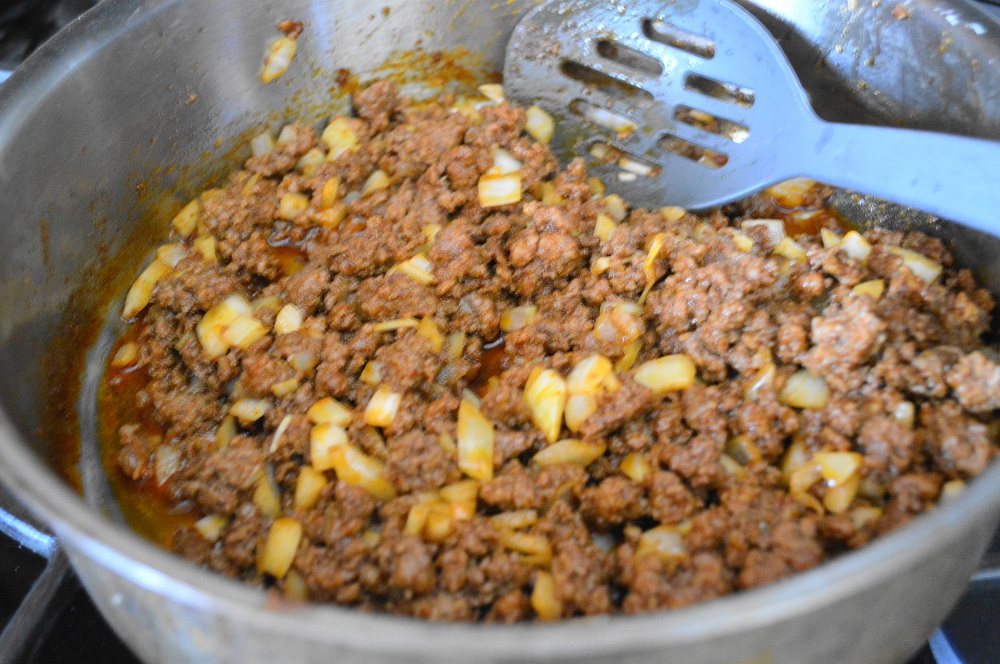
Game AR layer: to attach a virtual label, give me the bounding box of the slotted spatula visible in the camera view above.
[503,0,1000,234]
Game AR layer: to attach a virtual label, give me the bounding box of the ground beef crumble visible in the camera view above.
[102,80,1000,622]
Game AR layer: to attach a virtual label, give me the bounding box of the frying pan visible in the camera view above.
[1,0,999,662]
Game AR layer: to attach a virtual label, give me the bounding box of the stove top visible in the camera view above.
[1,0,999,662]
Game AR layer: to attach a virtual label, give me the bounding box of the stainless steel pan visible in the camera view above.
[1,0,1000,662]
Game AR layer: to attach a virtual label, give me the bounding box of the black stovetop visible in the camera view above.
[1,0,999,662]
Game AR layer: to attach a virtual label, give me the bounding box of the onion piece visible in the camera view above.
[488,148,522,176]
[525,105,555,144]
[389,255,435,286]
[193,236,217,262]
[269,414,294,453]
[593,214,617,243]
[221,315,268,350]
[122,259,171,320]
[591,256,612,275]
[274,304,303,335]
[310,423,348,472]
[840,230,872,263]
[604,195,627,222]
[478,84,505,103]
[773,237,807,262]
[279,192,310,220]
[230,398,271,425]
[567,355,614,395]
[363,386,401,428]
[851,279,885,300]
[194,514,229,543]
[253,473,282,520]
[306,397,353,427]
[633,355,697,393]
[361,170,390,197]
[172,198,201,238]
[296,147,325,177]
[732,232,754,252]
[110,342,139,369]
[271,378,299,398]
[636,525,689,566]
[478,172,522,207]
[532,571,562,621]
[321,117,359,161]
[499,531,552,567]
[492,509,539,531]
[532,438,606,468]
[373,318,420,332]
[457,398,495,481]
[821,228,841,248]
[417,317,445,353]
[780,370,829,409]
[887,246,942,283]
[328,444,397,501]
[523,368,567,444]
[765,178,816,208]
[619,452,651,483]
[251,132,275,158]
[260,37,297,83]
[500,305,537,332]
[319,178,341,209]
[197,294,254,358]
[259,517,302,578]
[154,444,182,486]
[813,451,862,484]
[741,219,786,245]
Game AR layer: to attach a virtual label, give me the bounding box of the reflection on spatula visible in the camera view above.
[503,0,1000,234]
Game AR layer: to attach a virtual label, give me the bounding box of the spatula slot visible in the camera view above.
[570,99,638,137]
[657,133,729,169]
[595,39,664,76]
[674,106,749,143]
[684,73,755,108]
[642,19,716,59]
[560,60,656,108]
[589,141,662,179]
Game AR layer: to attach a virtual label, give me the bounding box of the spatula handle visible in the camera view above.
[802,123,1000,236]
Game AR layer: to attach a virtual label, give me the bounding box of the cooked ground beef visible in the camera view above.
[102,80,1000,622]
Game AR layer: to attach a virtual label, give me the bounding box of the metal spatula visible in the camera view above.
[503,0,1000,234]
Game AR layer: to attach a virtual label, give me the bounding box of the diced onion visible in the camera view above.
[532,438,606,467]
[260,36,297,84]
[765,178,816,208]
[633,355,697,393]
[523,368,567,443]
[193,236,217,262]
[274,304,303,335]
[364,386,401,428]
[887,246,942,283]
[821,228,841,248]
[172,198,201,238]
[259,517,302,578]
[893,401,915,429]
[457,398,495,481]
[154,444,181,486]
[567,355,614,395]
[620,452,651,483]
[532,571,562,621]
[310,423,348,472]
[840,230,872,263]
[296,147,326,177]
[269,414,294,453]
[417,317,445,353]
[813,451,862,484]
[110,342,139,368]
[478,84,505,103]
[741,219,786,245]
[253,474,282,520]
[279,192,310,220]
[319,178,341,209]
[488,148,522,176]
[500,530,552,567]
[594,214,617,243]
[732,232,754,252]
[823,473,860,514]
[492,509,538,531]
[773,237,807,262]
[311,203,346,228]
[373,318,420,332]
[307,397,353,427]
[194,514,229,542]
[660,206,686,222]
[361,169,390,197]
[221,315,268,350]
[271,378,300,398]
[197,294,254,358]
[330,444,397,501]
[156,243,188,268]
[587,177,606,197]
[360,361,382,386]
[321,117,359,160]
[500,305,537,332]
[122,259,171,319]
[525,105,555,144]
[604,195,627,222]
[230,398,271,425]
[389,255,435,285]
[478,172,522,207]
[636,526,688,566]
[251,132,275,158]
[591,256,612,275]
[852,279,885,300]
[215,416,237,448]
[780,370,829,409]
[941,479,966,501]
